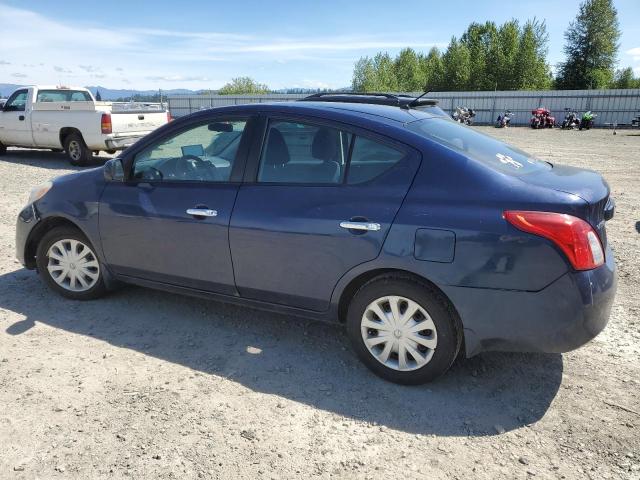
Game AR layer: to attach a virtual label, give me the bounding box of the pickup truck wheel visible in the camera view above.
[64,133,92,166]
[0,142,6,156]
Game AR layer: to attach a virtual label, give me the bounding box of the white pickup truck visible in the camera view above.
[0,85,170,165]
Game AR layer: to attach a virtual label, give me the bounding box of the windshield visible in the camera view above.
[407,118,551,175]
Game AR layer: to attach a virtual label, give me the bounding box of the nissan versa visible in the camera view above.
[15,93,617,384]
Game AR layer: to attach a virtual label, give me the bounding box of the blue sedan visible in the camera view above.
[15,93,616,384]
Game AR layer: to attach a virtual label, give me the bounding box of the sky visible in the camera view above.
[1,0,639,91]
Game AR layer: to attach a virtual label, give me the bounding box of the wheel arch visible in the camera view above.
[336,267,463,335]
[59,127,83,147]
[23,215,87,269]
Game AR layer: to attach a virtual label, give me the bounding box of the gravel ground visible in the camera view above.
[0,127,638,480]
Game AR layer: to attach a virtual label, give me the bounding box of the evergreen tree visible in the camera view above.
[514,19,552,90]
[394,48,425,92]
[422,47,445,91]
[95,89,102,101]
[556,0,621,89]
[612,67,640,89]
[442,37,471,90]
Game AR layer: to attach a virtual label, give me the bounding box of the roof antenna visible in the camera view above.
[405,90,431,109]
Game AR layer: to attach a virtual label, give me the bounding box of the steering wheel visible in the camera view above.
[175,155,216,181]
[140,166,163,181]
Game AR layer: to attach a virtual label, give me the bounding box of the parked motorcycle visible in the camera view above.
[495,110,514,128]
[453,107,476,125]
[530,108,555,129]
[579,111,597,130]
[561,109,580,129]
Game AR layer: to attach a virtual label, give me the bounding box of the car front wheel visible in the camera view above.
[346,275,461,385]
[36,227,107,300]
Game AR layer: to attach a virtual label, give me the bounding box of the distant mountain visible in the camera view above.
[0,83,202,100]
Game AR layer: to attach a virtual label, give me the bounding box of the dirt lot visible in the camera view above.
[0,127,638,480]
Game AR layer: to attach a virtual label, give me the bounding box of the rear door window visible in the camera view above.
[257,120,352,184]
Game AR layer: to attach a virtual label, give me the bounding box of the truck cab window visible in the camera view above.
[3,90,28,111]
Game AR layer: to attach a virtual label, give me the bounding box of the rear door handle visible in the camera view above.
[19,115,25,121]
[186,208,217,217]
[339,221,381,231]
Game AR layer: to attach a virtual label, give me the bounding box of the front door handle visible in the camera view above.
[339,221,381,231]
[186,208,217,217]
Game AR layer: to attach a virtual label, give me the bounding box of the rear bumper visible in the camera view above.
[104,134,148,150]
[443,246,617,357]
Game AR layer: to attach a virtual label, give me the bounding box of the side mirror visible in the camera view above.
[104,158,125,182]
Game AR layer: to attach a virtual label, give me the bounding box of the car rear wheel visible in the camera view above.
[63,133,92,166]
[346,275,461,385]
[36,227,107,300]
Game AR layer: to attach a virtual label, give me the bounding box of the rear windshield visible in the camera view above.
[407,118,551,174]
[36,90,92,102]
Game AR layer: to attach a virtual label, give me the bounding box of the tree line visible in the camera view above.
[352,0,638,92]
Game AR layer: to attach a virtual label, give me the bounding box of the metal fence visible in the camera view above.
[167,89,640,127]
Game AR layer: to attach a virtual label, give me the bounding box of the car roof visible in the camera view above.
[199,101,438,126]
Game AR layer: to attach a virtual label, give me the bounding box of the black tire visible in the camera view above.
[0,142,6,155]
[346,274,462,385]
[63,132,93,166]
[105,149,117,155]
[36,226,107,300]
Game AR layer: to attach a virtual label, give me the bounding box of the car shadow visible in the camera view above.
[0,149,111,169]
[0,268,563,436]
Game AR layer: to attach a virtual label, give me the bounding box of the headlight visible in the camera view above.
[28,181,52,204]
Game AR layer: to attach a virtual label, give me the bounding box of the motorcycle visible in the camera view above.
[579,111,597,130]
[561,109,580,129]
[530,108,555,129]
[495,110,514,128]
[452,106,475,125]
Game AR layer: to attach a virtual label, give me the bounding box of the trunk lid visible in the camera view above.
[520,164,613,246]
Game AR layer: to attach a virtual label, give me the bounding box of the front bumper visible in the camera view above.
[443,246,617,357]
[16,203,39,268]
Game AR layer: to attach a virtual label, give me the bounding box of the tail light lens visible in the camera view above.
[504,210,604,270]
[167,111,173,122]
[101,113,112,134]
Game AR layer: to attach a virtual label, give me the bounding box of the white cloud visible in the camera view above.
[145,75,211,82]
[0,60,10,65]
[12,72,27,78]
[0,3,444,89]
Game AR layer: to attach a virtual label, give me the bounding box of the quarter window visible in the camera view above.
[132,120,246,182]
[258,120,352,184]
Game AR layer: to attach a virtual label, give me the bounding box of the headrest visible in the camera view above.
[264,128,290,165]
[312,127,340,161]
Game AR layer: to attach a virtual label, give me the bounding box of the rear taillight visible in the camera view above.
[504,210,604,271]
[167,111,173,122]
[101,113,112,134]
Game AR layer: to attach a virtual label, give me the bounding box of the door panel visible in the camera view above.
[99,182,239,294]
[230,154,421,311]
[0,89,33,146]
[98,116,252,295]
